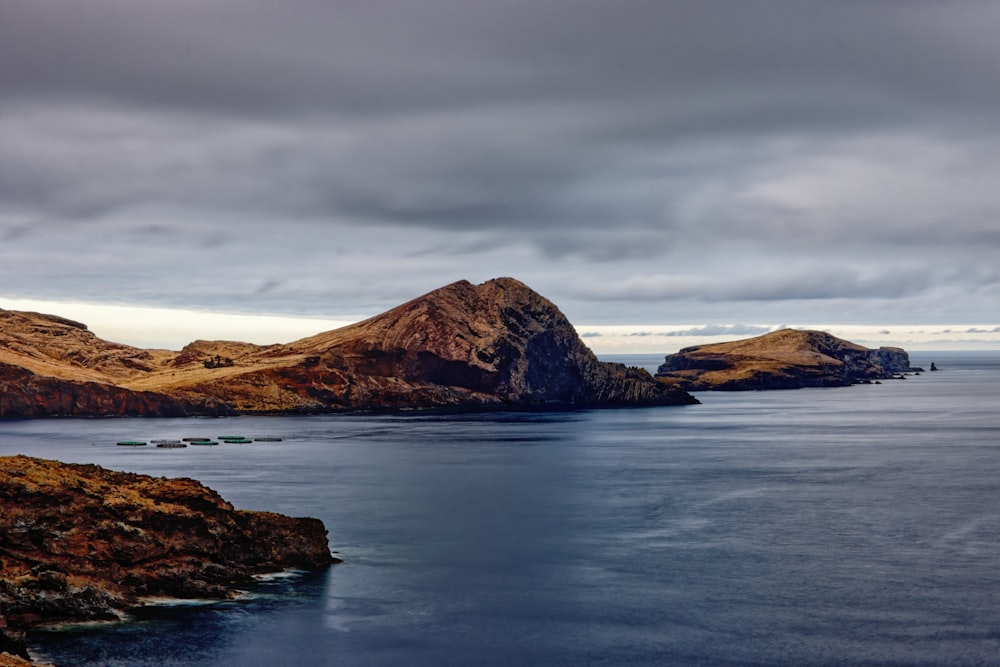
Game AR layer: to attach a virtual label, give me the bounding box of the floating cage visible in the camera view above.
[116,441,147,447]
[156,442,187,449]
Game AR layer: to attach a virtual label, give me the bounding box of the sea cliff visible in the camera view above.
[655,329,920,391]
[0,278,696,416]
[0,455,336,659]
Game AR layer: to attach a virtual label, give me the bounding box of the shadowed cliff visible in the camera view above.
[0,278,696,416]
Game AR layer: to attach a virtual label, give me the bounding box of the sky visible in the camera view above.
[2,1,998,353]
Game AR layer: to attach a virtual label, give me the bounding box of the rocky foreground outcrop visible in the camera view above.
[655,329,920,391]
[0,278,696,415]
[0,455,336,657]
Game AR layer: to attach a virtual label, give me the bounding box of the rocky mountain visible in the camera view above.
[0,278,696,416]
[655,329,919,391]
[0,455,335,658]
[0,310,231,418]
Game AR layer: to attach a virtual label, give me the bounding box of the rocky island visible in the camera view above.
[655,329,921,391]
[0,278,696,417]
[0,455,336,663]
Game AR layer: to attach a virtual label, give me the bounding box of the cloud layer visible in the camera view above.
[2,1,999,330]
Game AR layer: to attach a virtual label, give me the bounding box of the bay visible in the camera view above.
[1,351,998,665]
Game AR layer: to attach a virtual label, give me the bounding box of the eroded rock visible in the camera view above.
[0,455,336,632]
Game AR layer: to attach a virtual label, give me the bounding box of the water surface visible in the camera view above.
[2,351,998,665]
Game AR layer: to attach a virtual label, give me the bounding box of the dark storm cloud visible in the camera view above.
[7,0,1000,119]
[2,0,1000,326]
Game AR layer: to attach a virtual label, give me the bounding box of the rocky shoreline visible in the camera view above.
[655,329,922,391]
[0,456,337,663]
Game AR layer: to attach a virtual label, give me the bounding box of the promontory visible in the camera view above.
[0,278,696,417]
[0,455,336,661]
[655,329,920,391]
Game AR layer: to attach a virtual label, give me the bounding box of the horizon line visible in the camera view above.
[2,296,999,354]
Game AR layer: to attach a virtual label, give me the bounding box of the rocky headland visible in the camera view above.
[0,278,696,416]
[0,455,336,661]
[655,329,921,391]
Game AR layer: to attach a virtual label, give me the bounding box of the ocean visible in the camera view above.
[2,351,999,666]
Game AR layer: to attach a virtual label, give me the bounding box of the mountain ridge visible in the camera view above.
[0,278,697,416]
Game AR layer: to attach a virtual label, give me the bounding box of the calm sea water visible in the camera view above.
[2,351,999,666]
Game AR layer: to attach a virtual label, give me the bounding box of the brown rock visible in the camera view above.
[0,455,336,631]
[0,278,696,415]
[0,652,53,667]
[656,329,920,391]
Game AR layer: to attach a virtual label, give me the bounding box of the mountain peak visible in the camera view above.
[0,278,697,415]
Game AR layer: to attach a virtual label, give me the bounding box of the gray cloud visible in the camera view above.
[2,0,1000,330]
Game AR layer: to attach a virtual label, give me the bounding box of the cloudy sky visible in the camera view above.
[2,0,998,352]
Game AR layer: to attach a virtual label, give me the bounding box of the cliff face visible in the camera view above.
[655,329,919,391]
[201,277,697,410]
[0,310,231,417]
[0,455,335,633]
[0,363,233,418]
[0,278,696,415]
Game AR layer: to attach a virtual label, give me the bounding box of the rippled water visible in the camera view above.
[2,351,998,666]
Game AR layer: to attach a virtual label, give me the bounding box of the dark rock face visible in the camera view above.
[255,277,699,410]
[0,278,697,415]
[0,631,30,662]
[656,329,921,391]
[0,363,232,418]
[0,455,336,632]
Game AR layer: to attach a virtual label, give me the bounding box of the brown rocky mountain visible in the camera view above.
[655,329,919,391]
[0,309,230,418]
[0,455,335,658]
[0,278,696,416]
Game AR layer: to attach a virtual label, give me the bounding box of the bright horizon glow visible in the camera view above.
[0,297,356,350]
[3,297,999,354]
[576,324,1000,355]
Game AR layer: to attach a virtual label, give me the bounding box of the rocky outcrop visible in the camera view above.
[187,277,698,411]
[0,279,697,415]
[0,310,232,417]
[0,455,336,639]
[0,649,49,667]
[0,363,233,418]
[655,329,920,391]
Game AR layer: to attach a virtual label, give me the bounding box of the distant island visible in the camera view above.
[655,329,922,391]
[0,278,696,417]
